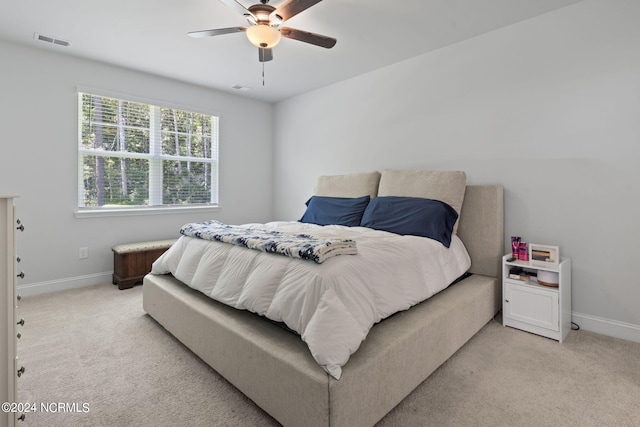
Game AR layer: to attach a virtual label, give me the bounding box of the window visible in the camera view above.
[78,92,219,211]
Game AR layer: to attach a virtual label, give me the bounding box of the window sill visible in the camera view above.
[74,205,220,219]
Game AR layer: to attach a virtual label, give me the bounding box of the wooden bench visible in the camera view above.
[112,239,177,290]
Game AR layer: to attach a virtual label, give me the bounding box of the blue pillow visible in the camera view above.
[300,195,371,227]
[360,196,458,247]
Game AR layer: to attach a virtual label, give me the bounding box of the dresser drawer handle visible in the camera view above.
[17,318,25,326]
[17,271,25,279]
[17,366,25,377]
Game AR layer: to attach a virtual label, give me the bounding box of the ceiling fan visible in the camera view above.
[188,0,337,63]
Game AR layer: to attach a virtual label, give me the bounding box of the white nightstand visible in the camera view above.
[502,254,572,342]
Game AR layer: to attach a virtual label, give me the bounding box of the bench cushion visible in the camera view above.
[112,239,177,254]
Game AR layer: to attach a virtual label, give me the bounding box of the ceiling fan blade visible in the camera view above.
[188,27,246,38]
[218,0,256,20]
[259,48,273,62]
[271,0,323,22]
[280,27,336,49]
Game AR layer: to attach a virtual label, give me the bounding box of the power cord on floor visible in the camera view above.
[571,321,580,330]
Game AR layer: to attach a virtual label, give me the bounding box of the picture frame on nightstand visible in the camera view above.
[529,243,560,268]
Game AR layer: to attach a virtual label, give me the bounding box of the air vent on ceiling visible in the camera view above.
[34,32,71,47]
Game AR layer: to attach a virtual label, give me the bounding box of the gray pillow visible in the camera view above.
[314,171,381,199]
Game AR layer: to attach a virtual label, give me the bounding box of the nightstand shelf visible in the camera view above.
[502,254,572,342]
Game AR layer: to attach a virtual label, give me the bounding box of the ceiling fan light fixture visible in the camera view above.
[246,24,281,48]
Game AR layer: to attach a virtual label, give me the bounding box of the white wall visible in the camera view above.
[273,0,640,341]
[0,40,274,294]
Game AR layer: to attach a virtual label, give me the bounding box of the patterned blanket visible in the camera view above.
[180,220,358,264]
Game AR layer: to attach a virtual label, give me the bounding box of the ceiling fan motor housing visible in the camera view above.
[247,4,280,25]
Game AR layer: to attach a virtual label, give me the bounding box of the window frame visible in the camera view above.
[75,88,220,218]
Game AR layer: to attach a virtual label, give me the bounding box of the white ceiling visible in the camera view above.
[0,0,582,103]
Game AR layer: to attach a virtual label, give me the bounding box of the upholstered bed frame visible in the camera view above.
[143,172,504,427]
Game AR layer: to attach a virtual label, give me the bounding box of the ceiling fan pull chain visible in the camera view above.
[262,49,265,86]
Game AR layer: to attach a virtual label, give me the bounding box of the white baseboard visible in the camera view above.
[17,272,113,297]
[572,311,640,344]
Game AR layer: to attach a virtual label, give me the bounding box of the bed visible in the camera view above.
[143,169,504,426]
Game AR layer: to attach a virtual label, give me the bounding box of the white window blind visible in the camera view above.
[78,92,219,209]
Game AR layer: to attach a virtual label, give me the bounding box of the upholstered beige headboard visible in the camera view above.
[456,185,504,278]
[313,170,504,279]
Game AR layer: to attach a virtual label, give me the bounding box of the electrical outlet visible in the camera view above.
[79,247,89,259]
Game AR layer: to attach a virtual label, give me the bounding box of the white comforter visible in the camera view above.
[151,221,471,379]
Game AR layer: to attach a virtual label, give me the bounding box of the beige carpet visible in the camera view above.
[16,283,640,427]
